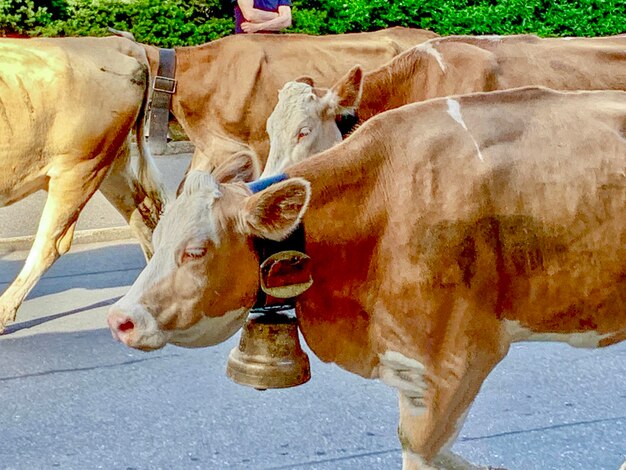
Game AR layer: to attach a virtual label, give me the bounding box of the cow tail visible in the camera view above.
[134,63,169,227]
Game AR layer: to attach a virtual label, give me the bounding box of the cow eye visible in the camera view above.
[297,127,312,141]
[180,246,207,264]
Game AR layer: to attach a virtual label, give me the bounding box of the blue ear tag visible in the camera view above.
[247,173,289,194]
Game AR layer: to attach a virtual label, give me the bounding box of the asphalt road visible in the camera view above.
[1,240,625,470]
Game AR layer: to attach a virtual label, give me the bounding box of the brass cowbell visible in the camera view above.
[226,309,311,390]
[226,250,313,390]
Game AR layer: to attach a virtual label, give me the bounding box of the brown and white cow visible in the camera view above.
[139,27,437,170]
[0,36,167,332]
[262,33,626,176]
[107,86,626,468]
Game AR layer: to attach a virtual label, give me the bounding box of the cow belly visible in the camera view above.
[502,261,626,343]
[498,197,626,341]
[504,319,616,347]
[401,209,625,348]
[0,37,145,207]
[0,73,57,199]
[0,44,70,201]
[0,120,51,205]
[0,172,48,208]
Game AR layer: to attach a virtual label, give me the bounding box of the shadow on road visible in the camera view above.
[2,296,122,335]
[0,243,145,300]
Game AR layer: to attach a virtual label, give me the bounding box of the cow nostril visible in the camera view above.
[118,320,135,332]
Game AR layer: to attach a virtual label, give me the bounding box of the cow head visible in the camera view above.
[107,151,311,351]
[262,66,363,178]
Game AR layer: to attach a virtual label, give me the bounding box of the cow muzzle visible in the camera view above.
[107,305,167,351]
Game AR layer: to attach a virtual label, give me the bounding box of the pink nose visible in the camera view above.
[107,308,135,342]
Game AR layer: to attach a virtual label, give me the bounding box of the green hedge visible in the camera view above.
[1,0,625,45]
[1,0,235,45]
[302,0,626,37]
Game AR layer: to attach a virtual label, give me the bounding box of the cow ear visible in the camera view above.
[213,150,260,184]
[330,65,363,109]
[295,76,315,87]
[242,178,311,241]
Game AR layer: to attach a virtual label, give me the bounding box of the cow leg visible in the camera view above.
[99,143,158,260]
[396,349,499,470]
[0,163,110,331]
[431,450,483,470]
[385,308,508,469]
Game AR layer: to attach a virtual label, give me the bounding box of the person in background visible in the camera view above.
[234,0,292,34]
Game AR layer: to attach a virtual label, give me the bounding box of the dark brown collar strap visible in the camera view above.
[148,48,176,155]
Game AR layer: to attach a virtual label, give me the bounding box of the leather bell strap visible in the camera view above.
[246,174,308,310]
[252,226,307,309]
[148,48,176,155]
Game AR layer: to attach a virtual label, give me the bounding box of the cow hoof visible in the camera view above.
[0,306,17,333]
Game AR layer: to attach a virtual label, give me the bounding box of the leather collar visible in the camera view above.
[246,175,310,310]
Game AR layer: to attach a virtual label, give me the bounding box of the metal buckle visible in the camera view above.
[259,250,313,299]
[153,76,176,94]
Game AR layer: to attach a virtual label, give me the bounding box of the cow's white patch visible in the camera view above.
[415,42,446,72]
[446,98,466,128]
[169,308,248,348]
[619,459,626,470]
[504,319,613,348]
[475,35,503,42]
[378,351,428,416]
[446,98,484,162]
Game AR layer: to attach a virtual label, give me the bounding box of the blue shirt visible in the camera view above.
[234,0,292,34]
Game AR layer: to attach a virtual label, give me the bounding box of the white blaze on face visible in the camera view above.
[110,172,249,349]
[119,172,221,305]
[109,161,311,352]
[263,81,342,177]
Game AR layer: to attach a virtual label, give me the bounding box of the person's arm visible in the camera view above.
[241,5,291,33]
[237,0,279,23]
